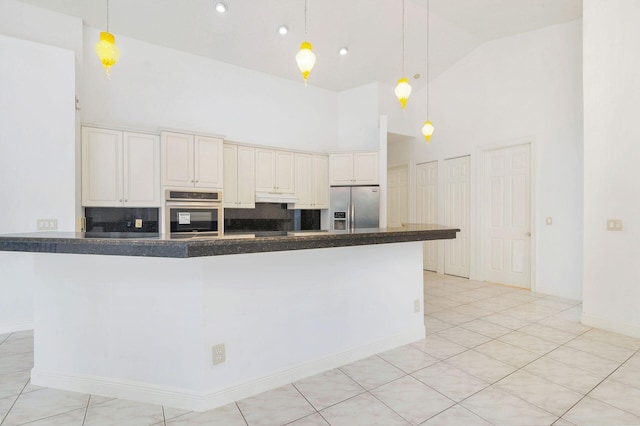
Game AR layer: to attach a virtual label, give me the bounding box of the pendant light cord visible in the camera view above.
[106,0,110,33]
[426,0,430,118]
[304,0,307,40]
[402,0,405,75]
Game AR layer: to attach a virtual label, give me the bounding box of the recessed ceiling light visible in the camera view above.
[339,47,348,56]
[214,1,227,13]
[278,25,288,35]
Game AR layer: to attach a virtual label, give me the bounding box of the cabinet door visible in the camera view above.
[194,135,223,188]
[313,155,329,208]
[82,127,123,206]
[123,132,160,207]
[275,150,295,194]
[236,145,255,208]
[255,149,276,192]
[162,132,194,187]
[223,144,238,207]
[329,153,354,185]
[353,152,379,184]
[294,153,313,208]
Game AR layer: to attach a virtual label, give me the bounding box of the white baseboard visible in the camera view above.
[582,313,640,339]
[0,320,33,335]
[32,326,425,412]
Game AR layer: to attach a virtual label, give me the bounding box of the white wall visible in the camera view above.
[390,20,584,300]
[337,83,380,151]
[582,0,640,336]
[81,27,338,153]
[0,34,76,332]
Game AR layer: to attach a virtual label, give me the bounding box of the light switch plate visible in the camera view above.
[546,217,553,225]
[607,219,623,231]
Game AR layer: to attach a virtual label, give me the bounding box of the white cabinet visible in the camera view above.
[294,153,329,209]
[329,151,379,185]
[82,127,160,207]
[161,131,223,189]
[255,148,295,194]
[223,143,255,208]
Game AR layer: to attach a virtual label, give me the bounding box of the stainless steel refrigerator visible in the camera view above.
[330,186,380,231]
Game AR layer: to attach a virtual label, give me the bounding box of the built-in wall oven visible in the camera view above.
[164,189,223,238]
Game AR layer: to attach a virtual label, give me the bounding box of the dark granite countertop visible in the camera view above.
[0,224,459,258]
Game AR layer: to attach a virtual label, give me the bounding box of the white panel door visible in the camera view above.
[387,165,408,228]
[484,144,531,288]
[417,161,438,271]
[444,156,470,278]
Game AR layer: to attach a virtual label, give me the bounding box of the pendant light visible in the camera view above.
[296,0,316,86]
[95,0,120,77]
[394,0,412,109]
[422,0,434,142]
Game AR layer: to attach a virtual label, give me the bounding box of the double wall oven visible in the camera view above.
[164,189,223,238]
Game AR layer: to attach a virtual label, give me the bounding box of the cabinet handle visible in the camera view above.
[119,199,122,202]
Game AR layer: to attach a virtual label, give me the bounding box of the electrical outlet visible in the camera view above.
[37,219,58,231]
[414,299,421,313]
[607,219,623,231]
[135,219,143,228]
[212,343,226,365]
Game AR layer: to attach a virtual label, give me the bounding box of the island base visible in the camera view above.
[31,242,425,411]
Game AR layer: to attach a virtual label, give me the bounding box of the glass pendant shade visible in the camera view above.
[296,41,316,85]
[422,121,434,142]
[394,78,412,109]
[95,31,120,77]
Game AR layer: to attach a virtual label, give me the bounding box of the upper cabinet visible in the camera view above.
[82,127,161,207]
[255,148,295,194]
[161,131,223,189]
[329,151,379,185]
[294,153,329,209]
[223,143,255,209]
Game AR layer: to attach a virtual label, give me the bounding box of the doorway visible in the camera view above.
[481,144,532,288]
[416,161,438,271]
[387,165,409,228]
[444,156,471,278]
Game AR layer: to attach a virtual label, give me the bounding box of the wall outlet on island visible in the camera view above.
[212,343,226,366]
[37,218,58,231]
[414,299,421,313]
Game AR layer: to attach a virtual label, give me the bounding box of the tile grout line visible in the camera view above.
[82,394,91,426]
[0,373,30,425]
[234,401,249,426]
[554,349,640,422]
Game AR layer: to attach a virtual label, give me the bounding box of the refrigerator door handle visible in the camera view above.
[350,202,355,230]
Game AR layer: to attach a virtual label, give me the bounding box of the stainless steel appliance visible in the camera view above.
[164,189,223,237]
[330,186,380,231]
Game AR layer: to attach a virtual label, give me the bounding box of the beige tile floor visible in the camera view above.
[2,272,640,425]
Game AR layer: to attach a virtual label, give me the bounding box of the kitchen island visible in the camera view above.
[0,225,458,411]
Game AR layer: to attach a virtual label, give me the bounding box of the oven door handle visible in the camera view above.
[165,202,222,208]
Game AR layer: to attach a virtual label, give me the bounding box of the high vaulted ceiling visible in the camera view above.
[18,0,582,91]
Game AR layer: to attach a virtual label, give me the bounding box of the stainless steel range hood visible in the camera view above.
[254,192,299,203]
